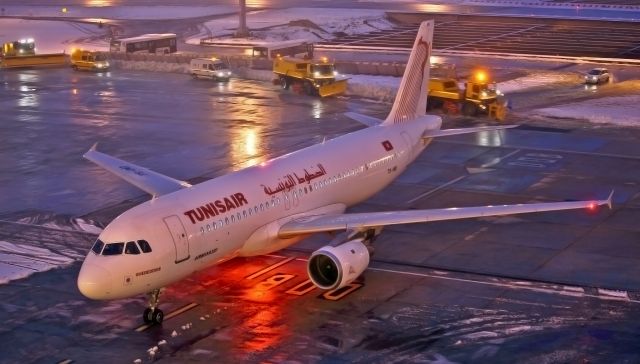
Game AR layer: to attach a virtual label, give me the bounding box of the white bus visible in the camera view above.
[110,33,177,54]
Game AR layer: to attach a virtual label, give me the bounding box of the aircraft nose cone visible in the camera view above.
[77,263,112,299]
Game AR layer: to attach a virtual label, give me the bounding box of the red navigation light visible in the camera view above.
[587,202,597,212]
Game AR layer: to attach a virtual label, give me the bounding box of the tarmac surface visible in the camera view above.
[1,67,640,363]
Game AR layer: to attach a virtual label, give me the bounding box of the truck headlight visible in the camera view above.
[217,72,225,77]
[314,71,320,77]
[334,71,338,76]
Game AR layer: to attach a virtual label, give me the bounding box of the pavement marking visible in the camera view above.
[369,267,640,304]
[406,175,467,204]
[245,256,295,280]
[481,149,521,168]
[57,360,73,364]
[134,302,199,332]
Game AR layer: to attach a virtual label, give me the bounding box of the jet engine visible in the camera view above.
[307,238,370,290]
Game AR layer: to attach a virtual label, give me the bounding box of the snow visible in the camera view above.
[0,240,75,285]
[187,8,393,45]
[0,5,237,20]
[497,72,581,93]
[532,95,640,127]
[347,74,400,103]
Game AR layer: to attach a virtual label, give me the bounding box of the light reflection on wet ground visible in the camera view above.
[0,68,378,215]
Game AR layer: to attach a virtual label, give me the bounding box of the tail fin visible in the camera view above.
[383,21,434,125]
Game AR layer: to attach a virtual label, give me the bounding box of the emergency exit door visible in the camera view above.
[163,215,190,263]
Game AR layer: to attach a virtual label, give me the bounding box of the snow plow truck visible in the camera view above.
[273,56,348,97]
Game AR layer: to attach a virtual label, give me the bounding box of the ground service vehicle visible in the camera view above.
[427,69,507,121]
[110,33,177,54]
[273,56,347,97]
[190,57,231,81]
[71,49,110,71]
[585,67,610,84]
[0,39,66,69]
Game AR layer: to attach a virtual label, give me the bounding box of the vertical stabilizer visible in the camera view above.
[383,21,434,125]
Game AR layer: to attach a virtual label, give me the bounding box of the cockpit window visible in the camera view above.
[91,239,104,254]
[102,242,124,256]
[125,241,140,255]
[137,240,152,253]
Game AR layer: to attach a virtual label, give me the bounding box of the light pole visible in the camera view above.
[236,0,249,38]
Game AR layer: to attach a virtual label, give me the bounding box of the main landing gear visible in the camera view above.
[143,288,164,324]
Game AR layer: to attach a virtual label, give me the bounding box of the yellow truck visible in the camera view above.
[1,39,67,69]
[70,49,110,71]
[273,56,348,97]
[427,69,508,121]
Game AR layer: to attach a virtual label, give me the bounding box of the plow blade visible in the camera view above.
[1,53,68,69]
[318,79,348,97]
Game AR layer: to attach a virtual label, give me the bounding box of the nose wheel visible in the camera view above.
[143,288,164,324]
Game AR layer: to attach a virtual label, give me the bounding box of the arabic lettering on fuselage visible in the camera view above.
[183,192,248,224]
[262,163,326,196]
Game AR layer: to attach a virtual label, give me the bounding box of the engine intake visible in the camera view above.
[307,238,370,290]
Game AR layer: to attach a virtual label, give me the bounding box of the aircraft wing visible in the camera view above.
[278,193,613,238]
[345,112,383,127]
[84,144,192,197]
[422,124,518,139]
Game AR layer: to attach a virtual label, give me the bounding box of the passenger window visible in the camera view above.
[137,240,152,253]
[219,219,223,227]
[125,241,140,255]
[102,242,124,256]
[260,203,264,211]
[231,215,235,223]
[254,206,259,214]
[91,239,104,254]
[200,227,205,234]
[225,217,230,225]
[243,210,248,218]
[206,224,211,231]
[237,212,241,220]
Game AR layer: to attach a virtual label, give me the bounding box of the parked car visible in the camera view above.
[584,68,610,84]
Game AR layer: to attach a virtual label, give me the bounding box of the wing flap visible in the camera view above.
[278,194,612,238]
[84,144,191,197]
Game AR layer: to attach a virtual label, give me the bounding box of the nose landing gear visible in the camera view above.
[143,288,164,324]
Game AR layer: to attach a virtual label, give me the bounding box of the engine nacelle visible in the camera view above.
[307,238,370,290]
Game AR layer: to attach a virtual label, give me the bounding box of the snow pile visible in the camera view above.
[347,74,401,103]
[532,95,640,127]
[0,5,237,20]
[187,8,393,45]
[0,240,75,285]
[110,59,191,74]
[497,71,581,93]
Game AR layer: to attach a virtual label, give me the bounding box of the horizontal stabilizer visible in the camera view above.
[84,144,191,198]
[345,112,383,127]
[422,124,518,140]
[278,193,613,238]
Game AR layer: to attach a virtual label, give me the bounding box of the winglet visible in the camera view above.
[606,189,614,209]
[89,142,98,152]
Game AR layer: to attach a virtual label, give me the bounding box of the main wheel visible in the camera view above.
[303,81,314,96]
[152,309,164,324]
[143,308,154,324]
[462,101,478,116]
[280,77,290,90]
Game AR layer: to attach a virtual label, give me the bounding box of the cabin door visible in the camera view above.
[163,215,190,263]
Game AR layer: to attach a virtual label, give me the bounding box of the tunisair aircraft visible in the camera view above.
[78,21,612,324]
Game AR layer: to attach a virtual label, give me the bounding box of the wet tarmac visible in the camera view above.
[1,67,640,363]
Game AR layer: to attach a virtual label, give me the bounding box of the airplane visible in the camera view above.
[77,21,613,324]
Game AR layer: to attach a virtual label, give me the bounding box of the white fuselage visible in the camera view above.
[77,116,440,300]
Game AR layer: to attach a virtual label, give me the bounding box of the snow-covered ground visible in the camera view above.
[0,240,76,285]
[0,5,237,20]
[186,8,394,45]
[497,71,581,93]
[532,95,640,127]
